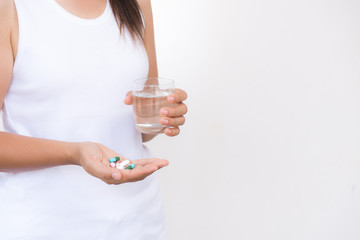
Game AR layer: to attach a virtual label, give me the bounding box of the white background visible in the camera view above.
[1,0,359,239]
[148,0,360,239]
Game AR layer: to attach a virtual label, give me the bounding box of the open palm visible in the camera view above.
[75,142,169,184]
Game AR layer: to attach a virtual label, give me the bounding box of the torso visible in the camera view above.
[1,0,165,238]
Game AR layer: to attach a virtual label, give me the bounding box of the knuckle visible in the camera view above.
[174,118,181,126]
[169,108,176,116]
[164,118,172,126]
[175,118,182,126]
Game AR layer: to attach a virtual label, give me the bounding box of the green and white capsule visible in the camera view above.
[125,164,135,170]
[109,156,120,163]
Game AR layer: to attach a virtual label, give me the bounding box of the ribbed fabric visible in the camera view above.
[0,0,167,239]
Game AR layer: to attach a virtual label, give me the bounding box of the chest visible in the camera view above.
[12,8,148,93]
[9,2,149,115]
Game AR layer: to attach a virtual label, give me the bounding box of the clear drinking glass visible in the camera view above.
[132,77,176,134]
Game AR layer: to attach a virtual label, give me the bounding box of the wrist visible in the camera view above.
[65,142,81,166]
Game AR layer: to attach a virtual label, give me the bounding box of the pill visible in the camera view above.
[116,159,130,169]
[125,163,135,170]
[109,156,120,163]
[115,162,123,169]
[110,162,116,168]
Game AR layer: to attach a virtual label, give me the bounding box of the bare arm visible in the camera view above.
[138,0,158,142]
[127,0,188,142]
[139,0,158,78]
[0,0,78,171]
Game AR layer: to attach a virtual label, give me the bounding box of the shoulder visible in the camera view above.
[0,0,16,35]
[0,0,15,22]
[136,0,151,9]
[136,0,153,25]
[136,0,152,15]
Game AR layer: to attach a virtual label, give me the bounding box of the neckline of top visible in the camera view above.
[48,0,112,25]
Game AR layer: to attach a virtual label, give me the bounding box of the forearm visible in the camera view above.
[0,131,78,171]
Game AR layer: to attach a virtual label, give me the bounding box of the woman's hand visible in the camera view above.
[72,142,168,184]
[124,88,188,137]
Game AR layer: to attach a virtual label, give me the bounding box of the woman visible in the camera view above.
[0,0,187,239]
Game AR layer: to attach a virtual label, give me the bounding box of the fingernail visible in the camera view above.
[166,129,172,135]
[168,96,175,103]
[112,172,121,180]
[161,119,169,125]
[161,109,168,116]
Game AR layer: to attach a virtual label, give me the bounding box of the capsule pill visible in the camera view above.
[125,163,135,170]
[109,157,118,163]
[116,160,130,169]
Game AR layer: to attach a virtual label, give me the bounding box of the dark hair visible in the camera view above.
[109,0,144,42]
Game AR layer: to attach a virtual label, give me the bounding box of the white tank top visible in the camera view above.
[0,0,167,239]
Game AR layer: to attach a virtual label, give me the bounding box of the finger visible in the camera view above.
[167,89,188,104]
[124,91,133,105]
[160,116,185,127]
[132,158,169,168]
[96,165,122,182]
[164,127,180,137]
[103,160,169,184]
[100,167,128,185]
[160,103,187,118]
[121,164,160,182]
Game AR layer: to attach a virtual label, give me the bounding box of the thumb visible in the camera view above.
[124,91,133,105]
[111,171,122,180]
[96,165,122,181]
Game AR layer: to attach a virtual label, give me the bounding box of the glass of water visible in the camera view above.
[132,77,176,134]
